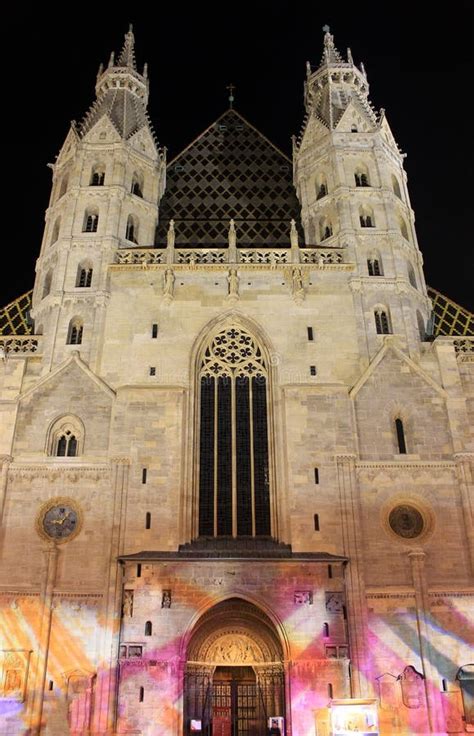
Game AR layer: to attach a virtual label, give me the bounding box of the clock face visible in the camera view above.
[36,499,82,543]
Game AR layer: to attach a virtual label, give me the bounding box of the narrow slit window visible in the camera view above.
[142,468,147,484]
[307,326,314,341]
[139,686,144,703]
[328,683,334,698]
[145,512,151,529]
[323,622,330,637]
[145,621,152,636]
[310,365,317,376]
[395,418,407,454]
[328,564,333,579]
[137,564,142,578]
[48,681,54,691]
[314,514,320,531]
[314,467,319,484]
[152,324,158,339]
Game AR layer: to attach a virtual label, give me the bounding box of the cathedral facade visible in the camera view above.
[0,26,473,736]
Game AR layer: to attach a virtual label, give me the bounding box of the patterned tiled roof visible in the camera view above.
[155,109,304,247]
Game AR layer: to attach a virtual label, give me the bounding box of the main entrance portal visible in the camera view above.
[184,599,285,736]
[212,667,257,736]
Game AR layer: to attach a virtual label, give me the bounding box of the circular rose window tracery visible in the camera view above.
[389,504,425,539]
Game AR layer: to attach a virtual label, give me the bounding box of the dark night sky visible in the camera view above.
[5,2,473,311]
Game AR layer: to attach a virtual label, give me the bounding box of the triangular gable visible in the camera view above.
[335,97,376,133]
[19,351,115,403]
[82,115,123,145]
[155,108,303,247]
[55,126,80,169]
[350,338,446,399]
[299,114,330,152]
[128,126,159,160]
[378,113,400,152]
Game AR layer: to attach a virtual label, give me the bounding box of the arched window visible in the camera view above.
[90,167,105,186]
[360,207,375,228]
[316,176,328,200]
[76,262,93,288]
[131,173,143,198]
[407,263,417,289]
[374,307,391,335]
[456,665,474,726]
[48,415,84,457]
[125,215,138,244]
[67,318,83,345]
[367,255,382,276]
[417,311,425,341]
[392,175,401,199]
[351,124,358,133]
[83,210,99,233]
[145,621,152,636]
[58,175,68,199]
[399,217,409,241]
[42,270,53,298]
[395,417,407,454]
[319,217,333,242]
[354,168,369,187]
[51,218,60,245]
[198,325,271,538]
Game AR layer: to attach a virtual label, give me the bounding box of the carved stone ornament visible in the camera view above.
[399,665,424,709]
[389,505,424,539]
[294,590,313,605]
[35,497,83,544]
[161,589,171,608]
[122,590,134,618]
[206,634,264,664]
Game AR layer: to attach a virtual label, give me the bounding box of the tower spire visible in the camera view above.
[321,25,345,65]
[117,24,137,70]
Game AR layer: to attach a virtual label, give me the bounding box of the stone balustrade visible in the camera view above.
[115,246,346,267]
[0,336,42,355]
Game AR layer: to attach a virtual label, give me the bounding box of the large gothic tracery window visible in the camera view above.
[198,326,271,538]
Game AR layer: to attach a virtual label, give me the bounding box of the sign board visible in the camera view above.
[330,699,379,736]
[268,716,285,733]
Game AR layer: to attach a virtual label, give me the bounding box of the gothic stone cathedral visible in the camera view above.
[0,26,473,736]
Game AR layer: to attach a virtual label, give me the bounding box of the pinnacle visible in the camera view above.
[320,25,345,65]
[117,24,137,70]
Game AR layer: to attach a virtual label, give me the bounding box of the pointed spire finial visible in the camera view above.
[117,24,137,70]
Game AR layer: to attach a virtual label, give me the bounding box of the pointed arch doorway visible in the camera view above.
[184,599,286,736]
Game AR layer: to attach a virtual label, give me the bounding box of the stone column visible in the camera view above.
[28,542,59,735]
[93,457,130,735]
[454,453,474,574]
[0,455,12,526]
[335,454,373,697]
[407,550,444,734]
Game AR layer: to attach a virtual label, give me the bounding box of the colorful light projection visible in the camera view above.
[1,566,473,735]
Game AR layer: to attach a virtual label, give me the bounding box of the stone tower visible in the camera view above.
[294,28,430,358]
[31,25,166,372]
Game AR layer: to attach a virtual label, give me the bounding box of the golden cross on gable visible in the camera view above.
[226,83,236,108]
